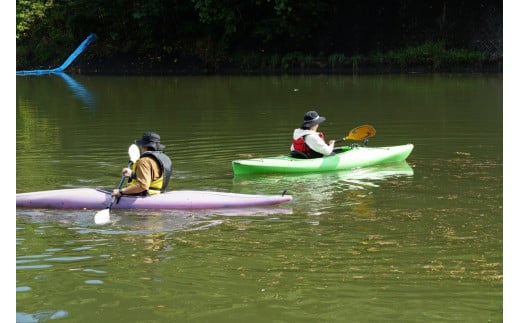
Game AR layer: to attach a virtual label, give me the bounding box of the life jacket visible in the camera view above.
[292,132,325,158]
[128,151,172,195]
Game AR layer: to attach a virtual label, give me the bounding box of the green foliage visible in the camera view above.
[328,53,346,68]
[191,0,238,42]
[269,54,280,68]
[367,51,387,65]
[365,41,486,71]
[16,0,52,40]
[351,55,363,71]
[16,1,500,73]
[280,52,312,72]
[269,0,292,16]
[443,48,485,65]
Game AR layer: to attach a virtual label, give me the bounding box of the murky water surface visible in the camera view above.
[16,74,502,322]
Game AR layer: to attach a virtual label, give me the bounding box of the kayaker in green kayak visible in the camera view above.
[111,132,173,197]
[290,110,336,158]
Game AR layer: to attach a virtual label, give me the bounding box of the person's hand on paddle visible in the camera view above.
[111,168,132,197]
[121,167,132,177]
[111,188,124,198]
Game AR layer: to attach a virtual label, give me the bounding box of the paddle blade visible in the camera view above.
[129,144,140,163]
[94,208,111,224]
[345,125,376,140]
[93,143,137,224]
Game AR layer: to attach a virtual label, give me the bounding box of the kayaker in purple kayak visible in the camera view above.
[111,132,173,197]
[290,110,336,158]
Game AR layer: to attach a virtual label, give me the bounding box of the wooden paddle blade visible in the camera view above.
[345,125,376,140]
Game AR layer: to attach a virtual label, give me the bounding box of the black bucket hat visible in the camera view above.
[135,132,165,151]
[301,110,326,128]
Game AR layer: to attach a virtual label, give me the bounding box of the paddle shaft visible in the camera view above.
[106,160,132,209]
[94,144,140,224]
[334,135,368,143]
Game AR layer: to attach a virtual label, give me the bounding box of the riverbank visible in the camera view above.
[70,55,502,76]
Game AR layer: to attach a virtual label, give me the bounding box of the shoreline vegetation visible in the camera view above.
[16,1,502,76]
[70,41,502,76]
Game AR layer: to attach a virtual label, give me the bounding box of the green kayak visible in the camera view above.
[232,144,414,175]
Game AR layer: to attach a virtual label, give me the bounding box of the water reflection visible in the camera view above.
[17,310,69,322]
[233,161,414,212]
[16,73,96,112]
[55,72,96,108]
[233,160,413,184]
[16,205,293,232]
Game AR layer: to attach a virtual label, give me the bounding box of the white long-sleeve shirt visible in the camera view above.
[290,128,334,156]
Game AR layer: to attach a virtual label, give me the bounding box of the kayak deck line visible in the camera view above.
[16,188,293,210]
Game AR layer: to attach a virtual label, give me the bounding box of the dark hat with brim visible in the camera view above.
[301,110,326,128]
[135,132,165,151]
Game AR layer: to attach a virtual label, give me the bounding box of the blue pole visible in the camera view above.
[16,33,97,76]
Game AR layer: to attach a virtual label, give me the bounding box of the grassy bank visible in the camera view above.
[71,41,501,75]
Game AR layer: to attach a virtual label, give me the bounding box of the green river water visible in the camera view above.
[16,74,504,322]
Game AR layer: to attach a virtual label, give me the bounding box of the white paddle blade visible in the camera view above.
[129,144,140,163]
[94,208,110,224]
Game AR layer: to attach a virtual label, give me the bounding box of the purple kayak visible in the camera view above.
[16,188,292,210]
